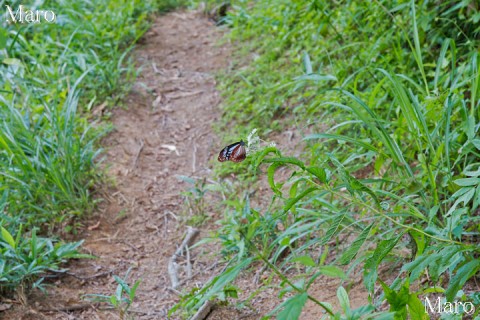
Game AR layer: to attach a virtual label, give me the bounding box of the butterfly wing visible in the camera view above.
[229,142,246,162]
[218,140,246,162]
[218,146,229,162]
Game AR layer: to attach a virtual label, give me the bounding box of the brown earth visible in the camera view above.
[2,9,368,320]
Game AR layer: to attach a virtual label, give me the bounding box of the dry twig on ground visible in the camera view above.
[168,226,200,289]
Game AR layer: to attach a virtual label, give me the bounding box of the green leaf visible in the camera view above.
[401,253,439,282]
[0,28,7,50]
[454,178,480,186]
[115,282,124,302]
[294,73,337,82]
[2,58,22,66]
[472,139,480,151]
[445,259,480,302]
[110,295,119,307]
[280,236,291,247]
[409,230,426,257]
[320,214,345,245]
[194,258,253,310]
[344,174,380,206]
[114,275,130,296]
[253,146,282,169]
[305,133,378,152]
[264,157,305,170]
[364,233,403,292]
[306,166,327,183]
[380,279,409,319]
[277,292,308,320]
[407,293,428,319]
[339,224,373,265]
[129,280,141,301]
[319,265,347,279]
[268,163,283,196]
[222,285,238,299]
[303,51,313,74]
[1,227,16,249]
[292,255,316,267]
[464,164,480,177]
[448,187,475,215]
[283,187,317,213]
[337,286,350,313]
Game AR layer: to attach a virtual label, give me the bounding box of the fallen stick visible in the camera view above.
[40,303,97,312]
[168,226,200,289]
[190,300,213,320]
[131,139,145,170]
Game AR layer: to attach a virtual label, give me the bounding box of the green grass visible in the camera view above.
[175,0,480,319]
[0,0,185,295]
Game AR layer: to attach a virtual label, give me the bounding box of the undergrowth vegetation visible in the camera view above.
[177,0,480,319]
[0,0,181,295]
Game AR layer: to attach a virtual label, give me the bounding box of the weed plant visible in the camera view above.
[177,0,480,318]
[0,0,183,295]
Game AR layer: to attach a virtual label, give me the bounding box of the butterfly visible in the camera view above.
[218,140,246,162]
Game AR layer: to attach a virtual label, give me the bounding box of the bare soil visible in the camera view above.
[2,10,368,320]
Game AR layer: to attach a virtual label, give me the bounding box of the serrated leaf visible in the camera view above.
[277,292,308,320]
[345,174,380,206]
[292,255,316,267]
[364,234,403,292]
[445,259,480,302]
[380,279,409,317]
[339,224,373,265]
[407,293,428,319]
[1,227,15,249]
[320,214,345,245]
[401,253,439,282]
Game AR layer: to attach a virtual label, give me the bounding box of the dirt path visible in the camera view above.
[4,10,236,320]
[4,9,370,320]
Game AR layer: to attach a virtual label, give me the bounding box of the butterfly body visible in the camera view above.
[218,140,246,162]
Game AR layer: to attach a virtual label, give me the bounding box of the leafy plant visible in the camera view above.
[0,0,185,297]
[180,0,480,318]
[83,268,141,320]
[0,225,89,293]
[176,175,227,226]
